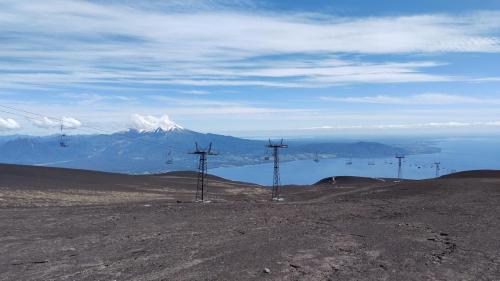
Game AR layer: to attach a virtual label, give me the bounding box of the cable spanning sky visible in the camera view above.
[1,0,500,136]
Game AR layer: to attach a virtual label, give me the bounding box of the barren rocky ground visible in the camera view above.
[1,164,499,280]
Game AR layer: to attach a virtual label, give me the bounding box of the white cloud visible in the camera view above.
[0,1,499,89]
[321,93,500,105]
[58,93,136,105]
[473,77,500,82]
[303,121,500,131]
[0,118,20,130]
[62,117,82,129]
[32,116,82,129]
[32,117,60,128]
[131,114,183,131]
[178,90,210,95]
[148,96,310,116]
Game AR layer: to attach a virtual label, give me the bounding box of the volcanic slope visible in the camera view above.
[1,164,499,280]
[0,164,266,207]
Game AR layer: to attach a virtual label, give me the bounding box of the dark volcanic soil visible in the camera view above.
[1,164,499,280]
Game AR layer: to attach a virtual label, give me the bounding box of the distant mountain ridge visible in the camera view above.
[0,127,427,174]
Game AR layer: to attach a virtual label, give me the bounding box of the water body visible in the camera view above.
[210,137,500,185]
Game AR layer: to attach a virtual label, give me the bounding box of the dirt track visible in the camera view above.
[1,164,500,280]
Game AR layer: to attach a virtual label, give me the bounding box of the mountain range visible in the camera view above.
[0,127,432,174]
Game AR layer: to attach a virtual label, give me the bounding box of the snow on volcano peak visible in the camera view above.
[131,114,183,133]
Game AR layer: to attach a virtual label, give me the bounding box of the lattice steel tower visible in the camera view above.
[434,162,441,178]
[266,139,288,201]
[189,142,218,202]
[395,155,405,180]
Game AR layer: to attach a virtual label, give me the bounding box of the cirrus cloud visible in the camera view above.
[0,0,499,90]
[320,93,500,105]
[303,121,500,131]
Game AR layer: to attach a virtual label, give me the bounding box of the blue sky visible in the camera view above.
[1,0,500,137]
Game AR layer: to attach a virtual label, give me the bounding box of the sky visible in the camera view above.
[1,0,500,137]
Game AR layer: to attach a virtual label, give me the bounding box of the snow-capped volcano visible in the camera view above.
[131,114,184,133]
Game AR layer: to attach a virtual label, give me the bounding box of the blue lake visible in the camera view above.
[209,137,500,185]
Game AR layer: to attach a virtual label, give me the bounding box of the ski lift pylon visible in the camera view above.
[165,147,173,164]
[313,152,319,162]
[59,124,68,147]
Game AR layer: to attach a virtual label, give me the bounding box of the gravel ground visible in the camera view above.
[1,165,499,280]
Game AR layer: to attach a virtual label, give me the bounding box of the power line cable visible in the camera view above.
[0,104,176,154]
[0,108,102,135]
[0,104,113,134]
